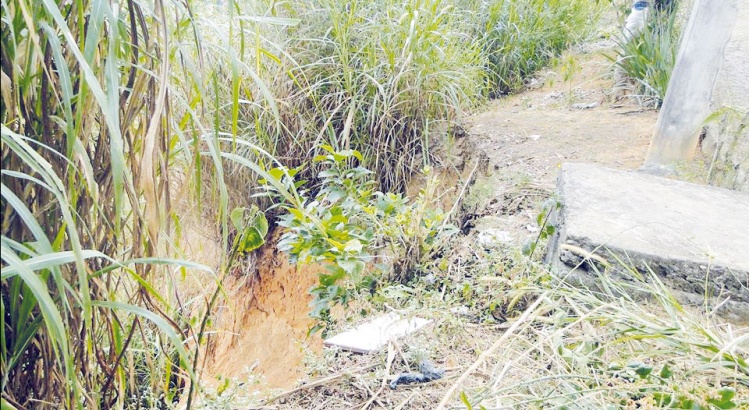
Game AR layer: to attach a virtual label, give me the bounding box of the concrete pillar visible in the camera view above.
[644,0,739,168]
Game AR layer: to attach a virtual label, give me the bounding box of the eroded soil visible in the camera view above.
[205,236,323,389]
[201,41,673,399]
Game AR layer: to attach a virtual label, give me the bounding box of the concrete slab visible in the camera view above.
[546,163,749,320]
[323,313,432,354]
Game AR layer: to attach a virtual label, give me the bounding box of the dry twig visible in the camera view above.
[256,364,378,407]
[435,293,547,410]
[360,341,396,410]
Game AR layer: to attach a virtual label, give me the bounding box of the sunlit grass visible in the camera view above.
[612,6,681,107]
[1,0,604,408]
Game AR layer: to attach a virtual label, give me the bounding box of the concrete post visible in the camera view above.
[643,0,739,168]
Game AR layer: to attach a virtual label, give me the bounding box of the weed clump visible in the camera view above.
[478,0,601,96]
[278,0,486,192]
[612,5,682,107]
[217,0,602,193]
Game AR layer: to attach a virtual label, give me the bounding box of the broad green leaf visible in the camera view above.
[252,211,269,238]
[344,239,363,253]
[338,259,365,277]
[231,207,245,230]
[718,387,736,403]
[239,227,264,253]
[635,364,652,379]
[327,238,345,252]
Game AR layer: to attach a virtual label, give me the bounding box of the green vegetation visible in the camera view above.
[261,147,457,333]
[452,257,748,409]
[613,5,682,107]
[1,0,211,406]
[8,0,741,409]
[277,0,486,192]
[480,0,598,95]
[214,239,748,409]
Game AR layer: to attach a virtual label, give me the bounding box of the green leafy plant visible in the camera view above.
[276,145,376,323]
[230,206,270,256]
[523,198,560,257]
[263,146,457,332]
[608,361,739,409]
[376,168,459,282]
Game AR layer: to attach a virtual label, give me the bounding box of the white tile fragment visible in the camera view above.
[324,313,432,354]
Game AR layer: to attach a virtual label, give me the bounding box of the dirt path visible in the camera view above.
[457,47,659,245]
[217,21,749,410]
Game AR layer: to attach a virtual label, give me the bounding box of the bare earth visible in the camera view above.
[201,44,666,399]
[455,47,660,245]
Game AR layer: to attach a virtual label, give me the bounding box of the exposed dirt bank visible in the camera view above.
[205,237,323,389]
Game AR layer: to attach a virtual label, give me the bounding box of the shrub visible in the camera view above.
[257,145,457,333]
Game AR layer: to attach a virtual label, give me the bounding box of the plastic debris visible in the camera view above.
[389,360,445,389]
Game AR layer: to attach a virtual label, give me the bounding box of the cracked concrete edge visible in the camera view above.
[543,165,749,322]
[547,262,749,324]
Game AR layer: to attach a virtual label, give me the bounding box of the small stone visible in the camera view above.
[477,229,513,248]
[450,306,470,316]
[571,101,599,110]
[529,134,542,141]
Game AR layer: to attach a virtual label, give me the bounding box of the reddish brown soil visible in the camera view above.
[205,236,323,389]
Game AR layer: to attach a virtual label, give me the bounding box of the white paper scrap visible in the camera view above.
[323,313,432,353]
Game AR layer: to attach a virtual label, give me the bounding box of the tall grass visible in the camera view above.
[0,0,270,407]
[478,0,600,95]
[613,6,681,107]
[1,0,604,407]
[272,0,487,192]
[221,0,600,193]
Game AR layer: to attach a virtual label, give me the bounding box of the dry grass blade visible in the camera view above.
[360,341,396,410]
[436,292,547,410]
[259,364,379,407]
[141,0,170,249]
